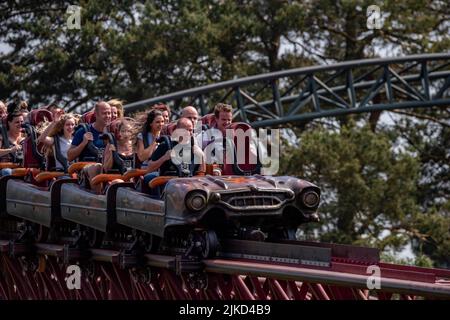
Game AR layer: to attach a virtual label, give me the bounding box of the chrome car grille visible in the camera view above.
[218,190,294,211]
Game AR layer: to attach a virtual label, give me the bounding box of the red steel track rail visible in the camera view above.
[0,240,449,300]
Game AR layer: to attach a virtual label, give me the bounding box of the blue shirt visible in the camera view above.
[71,124,106,160]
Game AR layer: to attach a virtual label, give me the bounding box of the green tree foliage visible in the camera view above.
[1,1,448,107]
[380,252,434,268]
[388,110,450,267]
[282,113,450,267]
[278,0,450,268]
[282,122,421,250]
[0,0,141,109]
[0,0,312,110]
[299,0,449,61]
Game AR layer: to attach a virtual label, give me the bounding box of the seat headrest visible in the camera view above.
[165,122,177,135]
[81,110,96,124]
[29,109,53,126]
[201,113,217,128]
[227,122,252,132]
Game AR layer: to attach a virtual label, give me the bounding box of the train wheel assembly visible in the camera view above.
[200,230,219,259]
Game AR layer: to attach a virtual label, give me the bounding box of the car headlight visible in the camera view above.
[301,190,320,208]
[185,191,207,212]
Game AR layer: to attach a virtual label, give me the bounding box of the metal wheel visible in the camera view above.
[144,234,161,253]
[33,223,49,243]
[186,272,209,290]
[200,230,219,259]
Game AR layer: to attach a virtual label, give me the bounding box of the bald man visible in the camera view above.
[146,117,204,177]
[68,101,112,162]
[161,106,199,136]
[181,106,199,127]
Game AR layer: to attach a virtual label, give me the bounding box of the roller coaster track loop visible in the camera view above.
[124,53,450,128]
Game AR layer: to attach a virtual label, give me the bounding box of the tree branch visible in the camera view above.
[390,109,450,128]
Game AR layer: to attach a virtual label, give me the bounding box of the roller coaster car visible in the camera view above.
[113,122,321,257]
[1,119,321,259]
[0,108,71,241]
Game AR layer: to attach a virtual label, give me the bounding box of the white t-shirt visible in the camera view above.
[53,136,72,170]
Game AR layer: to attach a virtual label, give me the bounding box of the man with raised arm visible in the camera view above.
[68,101,112,162]
[68,101,112,193]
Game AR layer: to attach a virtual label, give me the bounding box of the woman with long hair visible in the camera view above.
[136,110,165,167]
[136,110,165,188]
[107,99,124,121]
[151,103,170,125]
[37,113,78,171]
[103,118,135,173]
[84,118,137,192]
[0,112,25,175]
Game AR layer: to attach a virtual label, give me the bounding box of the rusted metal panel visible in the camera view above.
[60,183,108,232]
[116,188,165,237]
[6,179,52,227]
[0,175,22,218]
[161,175,319,233]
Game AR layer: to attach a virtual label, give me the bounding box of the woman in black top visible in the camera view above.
[0,112,25,175]
[102,118,136,183]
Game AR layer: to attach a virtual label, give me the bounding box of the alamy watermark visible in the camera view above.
[366,5,383,30]
[366,265,381,290]
[66,5,81,30]
[169,124,280,175]
[65,265,81,290]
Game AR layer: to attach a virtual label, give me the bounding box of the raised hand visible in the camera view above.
[83,132,94,143]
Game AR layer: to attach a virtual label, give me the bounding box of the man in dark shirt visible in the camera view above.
[68,101,111,193]
[68,101,111,162]
[147,118,205,176]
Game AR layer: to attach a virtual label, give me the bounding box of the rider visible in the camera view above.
[211,103,232,135]
[38,113,78,172]
[151,103,171,125]
[146,117,205,180]
[136,110,165,167]
[181,106,199,128]
[107,99,124,121]
[45,103,63,120]
[160,106,198,136]
[201,103,233,168]
[67,101,111,192]
[0,112,25,176]
[103,118,136,174]
[68,101,111,162]
[137,110,165,186]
